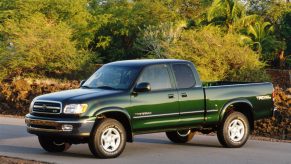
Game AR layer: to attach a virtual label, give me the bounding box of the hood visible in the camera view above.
[35,88,124,103]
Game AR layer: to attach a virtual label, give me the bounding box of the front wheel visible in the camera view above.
[38,136,71,152]
[89,118,126,158]
[217,111,250,148]
[166,129,195,143]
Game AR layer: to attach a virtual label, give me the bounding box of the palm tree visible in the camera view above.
[241,21,283,64]
[245,22,276,53]
[207,0,246,29]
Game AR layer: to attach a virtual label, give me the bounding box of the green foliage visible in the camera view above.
[269,3,291,67]
[134,21,186,58]
[207,0,260,34]
[265,1,291,24]
[0,0,289,82]
[39,0,97,48]
[246,0,273,15]
[158,0,212,25]
[258,1,291,67]
[281,12,291,65]
[207,0,290,68]
[0,0,98,80]
[0,13,93,79]
[165,26,269,81]
[207,0,246,28]
[242,21,283,57]
[88,0,180,62]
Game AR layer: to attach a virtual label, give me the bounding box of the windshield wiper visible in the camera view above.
[81,85,91,89]
[96,85,116,90]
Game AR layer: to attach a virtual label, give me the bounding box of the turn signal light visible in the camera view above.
[62,124,73,131]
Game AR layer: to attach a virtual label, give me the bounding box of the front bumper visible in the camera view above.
[25,114,96,137]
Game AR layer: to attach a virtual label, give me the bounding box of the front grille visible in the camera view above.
[32,101,62,114]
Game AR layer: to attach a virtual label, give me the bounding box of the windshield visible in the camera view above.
[82,65,140,90]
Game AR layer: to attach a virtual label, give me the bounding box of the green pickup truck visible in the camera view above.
[25,59,275,158]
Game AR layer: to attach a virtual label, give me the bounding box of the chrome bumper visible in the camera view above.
[273,107,279,117]
[25,114,96,136]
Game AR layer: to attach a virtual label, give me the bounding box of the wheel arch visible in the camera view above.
[219,99,255,132]
[93,107,133,142]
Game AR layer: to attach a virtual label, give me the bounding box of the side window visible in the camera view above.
[137,64,172,90]
[172,64,195,89]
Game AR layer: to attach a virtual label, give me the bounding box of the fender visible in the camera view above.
[219,99,254,121]
[93,107,133,142]
[94,106,131,120]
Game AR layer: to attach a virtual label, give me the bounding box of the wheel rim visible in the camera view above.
[228,119,245,142]
[177,129,191,137]
[101,127,121,152]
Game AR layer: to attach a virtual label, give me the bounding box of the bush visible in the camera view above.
[0,13,95,80]
[165,26,270,82]
[134,21,186,58]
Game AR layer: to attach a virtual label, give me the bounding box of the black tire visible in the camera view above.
[166,130,195,143]
[89,118,126,158]
[217,111,250,148]
[38,136,71,152]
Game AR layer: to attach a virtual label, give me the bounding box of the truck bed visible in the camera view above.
[202,81,274,124]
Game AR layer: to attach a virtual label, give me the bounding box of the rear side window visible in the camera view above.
[137,64,172,90]
[172,64,195,89]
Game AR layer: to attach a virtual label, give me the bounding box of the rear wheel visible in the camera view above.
[166,129,195,143]
[38,136,71,152]
[89,118,126,158]
[217,111,250,148]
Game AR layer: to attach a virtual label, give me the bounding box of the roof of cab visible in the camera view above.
[106,59,189,67]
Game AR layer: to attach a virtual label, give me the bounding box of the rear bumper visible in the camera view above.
[25,114,95,137]
[273,107,279,118]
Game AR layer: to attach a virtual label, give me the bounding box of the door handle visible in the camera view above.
[168,94,174,99]
[181,93,187,98]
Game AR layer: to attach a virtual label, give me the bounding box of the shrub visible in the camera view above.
[134,21,186,58]
[165,26,270,82]
[0,13,94,80]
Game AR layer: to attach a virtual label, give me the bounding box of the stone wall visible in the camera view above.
[266,69,291,88]
[0,79,79,115]
[254,87,291,140]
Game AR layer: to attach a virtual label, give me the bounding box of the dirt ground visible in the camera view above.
[0,156,50,164]
[249,135,291,143]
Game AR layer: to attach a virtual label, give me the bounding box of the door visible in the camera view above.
[130,64,179,132]
[171,63,205,127]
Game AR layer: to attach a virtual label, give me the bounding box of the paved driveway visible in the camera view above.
[0,117,290,164]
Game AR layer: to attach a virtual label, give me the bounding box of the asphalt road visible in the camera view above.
[0,117,290,164]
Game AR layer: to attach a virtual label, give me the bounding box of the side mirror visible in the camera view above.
[134,82,151,92]
[80,80,86,87]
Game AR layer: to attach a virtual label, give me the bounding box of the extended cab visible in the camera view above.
[25,59,275,158]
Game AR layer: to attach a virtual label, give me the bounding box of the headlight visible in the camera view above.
[63,104,88,114]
